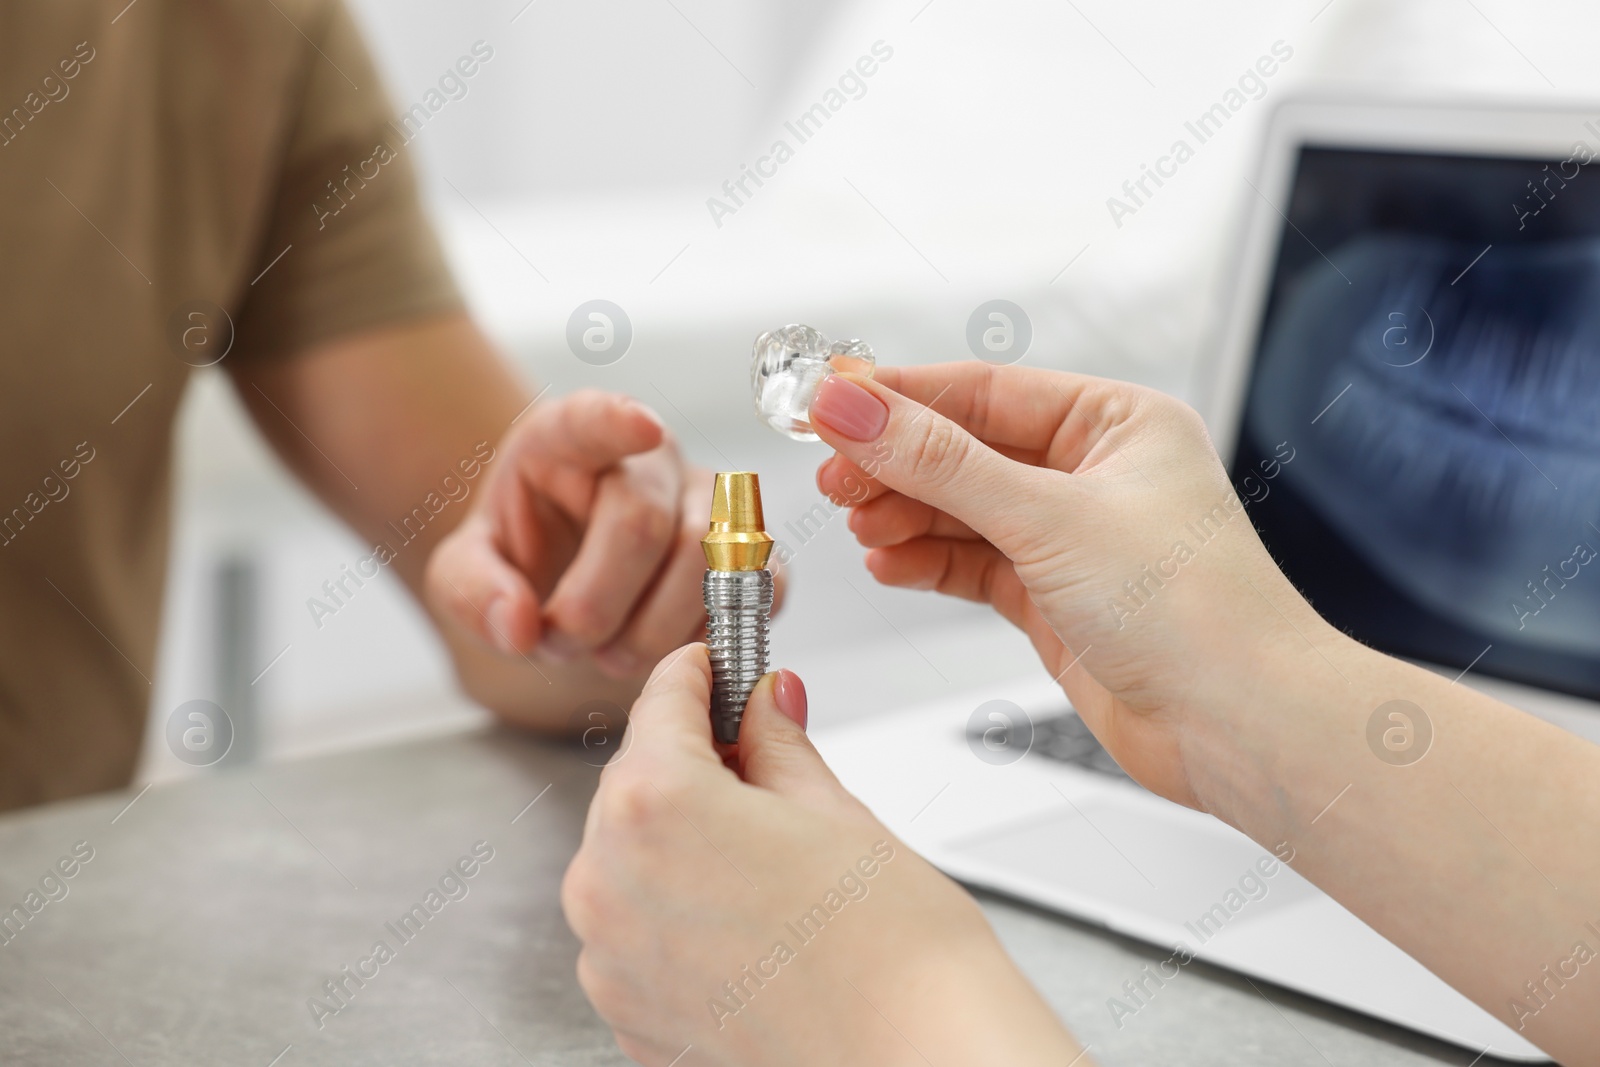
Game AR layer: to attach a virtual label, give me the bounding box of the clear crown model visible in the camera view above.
[751,323,876,441]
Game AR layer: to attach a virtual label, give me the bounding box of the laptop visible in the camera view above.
[814,95,1600,1062]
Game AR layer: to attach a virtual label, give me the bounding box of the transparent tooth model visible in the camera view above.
[751,324,876,441]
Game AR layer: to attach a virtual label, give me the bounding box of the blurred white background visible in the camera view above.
[138,0,1600,779]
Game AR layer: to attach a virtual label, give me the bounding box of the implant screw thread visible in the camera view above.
[704,568,774,744]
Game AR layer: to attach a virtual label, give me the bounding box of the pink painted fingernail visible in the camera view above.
[773,669,808,729]
[811,376,888,442]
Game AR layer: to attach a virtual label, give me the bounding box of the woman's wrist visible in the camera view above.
[824,859,1086,1067]
[1175,588,1381,842]
[886,922,1088,1067]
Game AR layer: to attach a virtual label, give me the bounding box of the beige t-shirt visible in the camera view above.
[0,0,461,809]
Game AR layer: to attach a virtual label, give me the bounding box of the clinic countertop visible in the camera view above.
[0,728,1518,1066]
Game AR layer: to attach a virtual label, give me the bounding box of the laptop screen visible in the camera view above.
[1231,144,1600,702]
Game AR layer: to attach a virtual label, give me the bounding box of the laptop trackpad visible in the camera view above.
[946,801,1320,932]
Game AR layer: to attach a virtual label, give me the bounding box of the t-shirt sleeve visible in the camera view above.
[232,1,462,360]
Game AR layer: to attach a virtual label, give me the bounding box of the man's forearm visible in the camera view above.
[233,313,528,596]
[235,312,676,730]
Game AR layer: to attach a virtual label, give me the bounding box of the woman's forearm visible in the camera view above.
[1200,618,1600,1061]
[768,361,1600,1063]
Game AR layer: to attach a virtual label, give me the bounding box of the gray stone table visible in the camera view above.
[0,728,1520,1065]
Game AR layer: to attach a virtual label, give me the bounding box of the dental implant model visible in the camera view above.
[701,472,775,744]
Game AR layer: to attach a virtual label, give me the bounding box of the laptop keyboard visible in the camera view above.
[1025,713,1131,779]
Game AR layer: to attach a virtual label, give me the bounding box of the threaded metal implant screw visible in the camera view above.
[704,568,774,744]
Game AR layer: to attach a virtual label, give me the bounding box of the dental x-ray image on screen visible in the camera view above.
[1235,146,1600,701]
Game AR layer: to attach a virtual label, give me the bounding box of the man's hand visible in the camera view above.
[235,312,742,731]
[426,389,715,682]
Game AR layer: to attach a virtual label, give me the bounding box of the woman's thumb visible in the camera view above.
[736,671,846,805]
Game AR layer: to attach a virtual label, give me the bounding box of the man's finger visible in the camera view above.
[596,515,711,678]
[516,389,667,477]
[809,373,1063,553]
[594,538,708,678]
[542,449,684,657]
[425,516,544,654]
